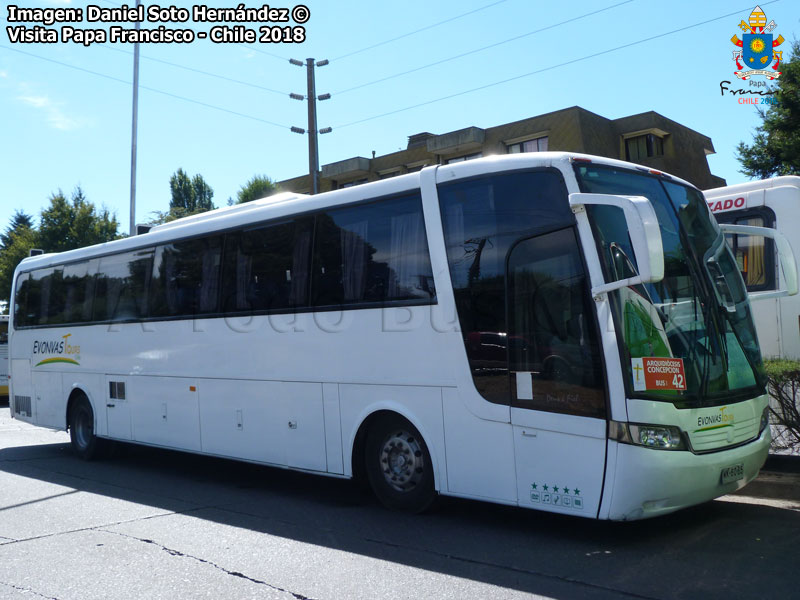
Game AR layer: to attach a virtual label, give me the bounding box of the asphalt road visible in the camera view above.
[0,406,798,600]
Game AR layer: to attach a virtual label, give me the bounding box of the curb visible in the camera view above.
[736,469,800,502]
[764,453,800,473]
[733,454,800,502]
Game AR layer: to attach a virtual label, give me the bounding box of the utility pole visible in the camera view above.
[129,0,141,235]
[290,58,331,195]
[305,58,319,195]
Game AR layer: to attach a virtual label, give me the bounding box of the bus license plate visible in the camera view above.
[721,463,744,484]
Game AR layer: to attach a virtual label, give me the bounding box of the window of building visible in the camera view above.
[445,152,483,164]
[406,162,430,173]
[339,178,369,189]
[378,170,401,180]
[625,134,664,161]
[507,136,548,154]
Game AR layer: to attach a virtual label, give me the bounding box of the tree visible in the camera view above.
[168,168,215,218]
[0,188,119,305]
[38,187,119,254]
[0,210,34,251]
[237,175,278,204]
[0,215,37,304]
[737,40,800,179]
[764,359,800,451]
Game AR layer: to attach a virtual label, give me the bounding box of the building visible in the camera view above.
[278,106,726,193]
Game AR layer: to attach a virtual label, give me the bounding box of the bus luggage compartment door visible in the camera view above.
[105,375,132,440]
[32,370,63,429]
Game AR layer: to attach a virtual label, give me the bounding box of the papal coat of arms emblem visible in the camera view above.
[730,5,784,80]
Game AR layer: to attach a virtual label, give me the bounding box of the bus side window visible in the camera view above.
[221,219,311,314]
[311,193,434,308]
[13,272,32,327]
[152,237,221,318]
[717,210,776,292]
[94,250,154,322]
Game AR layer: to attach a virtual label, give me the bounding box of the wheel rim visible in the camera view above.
[74,408,93,449]
[379,429,425,492]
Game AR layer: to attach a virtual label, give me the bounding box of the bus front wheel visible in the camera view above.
[69,395,102,460]
[365,415,436,512]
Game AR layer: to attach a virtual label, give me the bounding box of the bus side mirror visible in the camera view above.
[718,223,799,300]
[569,193,665,296]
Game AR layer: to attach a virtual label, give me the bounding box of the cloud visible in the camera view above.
[17,93,84,130]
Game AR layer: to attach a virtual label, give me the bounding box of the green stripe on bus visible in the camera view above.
[35,358,80,367]
[693,423,734,433]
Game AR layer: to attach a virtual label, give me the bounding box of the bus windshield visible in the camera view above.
[574,164,766,406]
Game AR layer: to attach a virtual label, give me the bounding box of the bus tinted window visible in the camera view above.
[13,272,32,327]
[439,170,572,404]
[26,268,55,326]
[60,261,94,323]
[222,219,312,313]
[94,249,153,322]
[716,209,776,292]
[312,193,435,307]
[507,228,605,417]
[152,237,222,317]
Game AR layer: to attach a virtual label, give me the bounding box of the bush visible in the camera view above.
[764,359,800,451]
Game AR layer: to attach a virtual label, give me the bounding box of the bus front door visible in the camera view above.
[506,229,608,517]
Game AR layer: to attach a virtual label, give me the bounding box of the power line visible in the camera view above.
[236,43,288,63]
[335,0,782,129]
[0,44,289,130]
[97,43,288,96]
[334,0,634,96]
[331,0,510,62]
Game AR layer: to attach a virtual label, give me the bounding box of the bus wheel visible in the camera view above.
[365,415,436,513]
[69,396,102,460]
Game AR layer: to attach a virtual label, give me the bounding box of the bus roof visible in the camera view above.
[705,175,800,198]
[14,152,696,273]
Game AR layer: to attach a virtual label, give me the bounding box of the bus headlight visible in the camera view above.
[610,421,687,450]
[759,406,770,435]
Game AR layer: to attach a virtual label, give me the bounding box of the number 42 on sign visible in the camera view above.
[631,357,687,392]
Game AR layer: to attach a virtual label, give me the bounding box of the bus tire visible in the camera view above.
[364,414,436,513]
[69,395,103,461]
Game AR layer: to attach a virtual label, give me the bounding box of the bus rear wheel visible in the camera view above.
[365,415,435,513]
[69,395,102,460]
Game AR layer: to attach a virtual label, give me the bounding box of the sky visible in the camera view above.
[0,0,797,235]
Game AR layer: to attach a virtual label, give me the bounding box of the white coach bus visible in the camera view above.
[705,176,800,359]
[9,153,796,520]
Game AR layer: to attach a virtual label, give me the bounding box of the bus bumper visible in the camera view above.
[605,428,770,520]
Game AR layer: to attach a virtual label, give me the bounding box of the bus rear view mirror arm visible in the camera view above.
[718,223,799,300]
[569,193,665,296]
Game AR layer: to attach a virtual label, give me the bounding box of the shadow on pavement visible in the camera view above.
[1,440,798,600]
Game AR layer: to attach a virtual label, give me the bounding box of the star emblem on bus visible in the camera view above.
[730,5,783,80]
